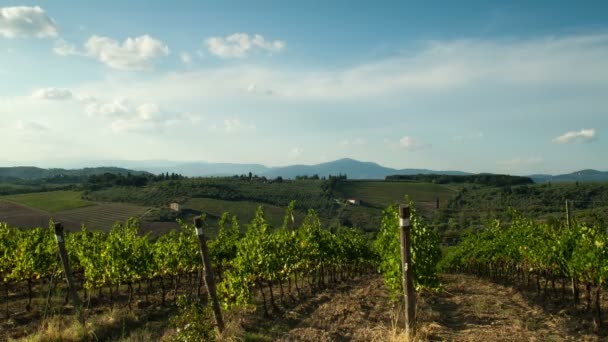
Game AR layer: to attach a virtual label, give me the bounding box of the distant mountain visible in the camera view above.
[530,169,608,183]
[263,158,469,179]
[146,162,270,178]
[3,160,605,182]
[0,166,149,180]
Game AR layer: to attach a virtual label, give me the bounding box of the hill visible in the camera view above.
[530,169,608,183]
[0,166,149,181]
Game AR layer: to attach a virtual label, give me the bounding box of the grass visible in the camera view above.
[2,191,94,213]
[334,181,456,209]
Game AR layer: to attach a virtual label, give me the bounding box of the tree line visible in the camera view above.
[386,174,533,187]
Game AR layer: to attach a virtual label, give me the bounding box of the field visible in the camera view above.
[85,178,333,210]
[185,197,304,229]
[0,200,53,228]
[2,191,94,213]
[0,191,158,233]
[334,180,456,209]
[55,202,151,232]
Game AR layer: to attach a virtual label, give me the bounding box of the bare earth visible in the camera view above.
[253,274,602,341]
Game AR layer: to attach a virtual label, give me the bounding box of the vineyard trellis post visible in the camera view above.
[565,200,571,229]
[53,222,84,323]
[399,204,416,336]
[193,216,225,333]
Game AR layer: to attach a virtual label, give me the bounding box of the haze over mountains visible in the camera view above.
[2,158,608,183]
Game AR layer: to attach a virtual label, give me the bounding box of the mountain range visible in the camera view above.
[1,158,607,182]
[90,158,470,179]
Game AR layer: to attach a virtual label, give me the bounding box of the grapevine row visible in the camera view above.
[1,200,442,328]
[441,210,607,325]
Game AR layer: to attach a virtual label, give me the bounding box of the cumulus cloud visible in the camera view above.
[53,39,79,56]
[86,98,187,132]
[398,136,429,150]
[553,129,596,144]
[85,35,169,70]
[54,34,170,70]
[87,32,608,102]
[0,6,57,38]
[223,118,256,133]
[206,33,285,58]
[31,88,73,100]
[85,99,130,117]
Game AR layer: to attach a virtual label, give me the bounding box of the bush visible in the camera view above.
[170,296,216,342]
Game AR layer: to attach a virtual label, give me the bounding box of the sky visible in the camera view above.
[1,1,607,175]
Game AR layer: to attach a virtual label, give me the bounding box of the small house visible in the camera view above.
[346,198,361,206]
[169,202,182,212]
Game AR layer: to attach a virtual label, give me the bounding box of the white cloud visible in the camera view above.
[15,120,46,131]
[55,34,170,70]
[53,39,79,56]
[0,6,57,38]
[81,32,608,102]
[398,136,428,150]
[85,35,169,70]
[85,98,130,117]
[553,129,596,144]
[246,83,274,96]
[288,147,303,160]
[223,118,256,133]
[31,88,73,100]
[85,98,188,132]
[180,52,192,64]
[206,33,285,58]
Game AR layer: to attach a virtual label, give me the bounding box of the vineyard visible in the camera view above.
[3,196,608,340]
[441,210,608,328]
[0,200,442,340]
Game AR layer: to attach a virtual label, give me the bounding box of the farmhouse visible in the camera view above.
[346,198,361,206]
[169,202,182,212]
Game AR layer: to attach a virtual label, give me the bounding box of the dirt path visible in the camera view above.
[250,274,602,341]
[418,274,600,341]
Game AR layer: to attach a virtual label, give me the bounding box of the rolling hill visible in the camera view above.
[530,169,608,183]
[0,166,149,180]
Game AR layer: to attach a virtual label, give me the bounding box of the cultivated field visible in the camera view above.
[186,197,300,228]
[0,200,52,228]
[55,202,151,232]
[1,191,93,213]
[334,181,456,208]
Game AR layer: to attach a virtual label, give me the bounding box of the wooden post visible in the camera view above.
[194,216,225,332]
[565,200,571,229]
[399,204,416,336]
[54,223,83,322]
[435,197,439,209]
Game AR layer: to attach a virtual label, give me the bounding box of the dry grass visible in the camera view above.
[14,307,145,342]
[13,316,88,342]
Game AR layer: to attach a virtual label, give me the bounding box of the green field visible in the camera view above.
[2,191,94,213]
[186,197,303,229]
[55,203,150,231]
[334,181,456,209]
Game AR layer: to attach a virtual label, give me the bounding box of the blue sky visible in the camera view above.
[1,1,607,175]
